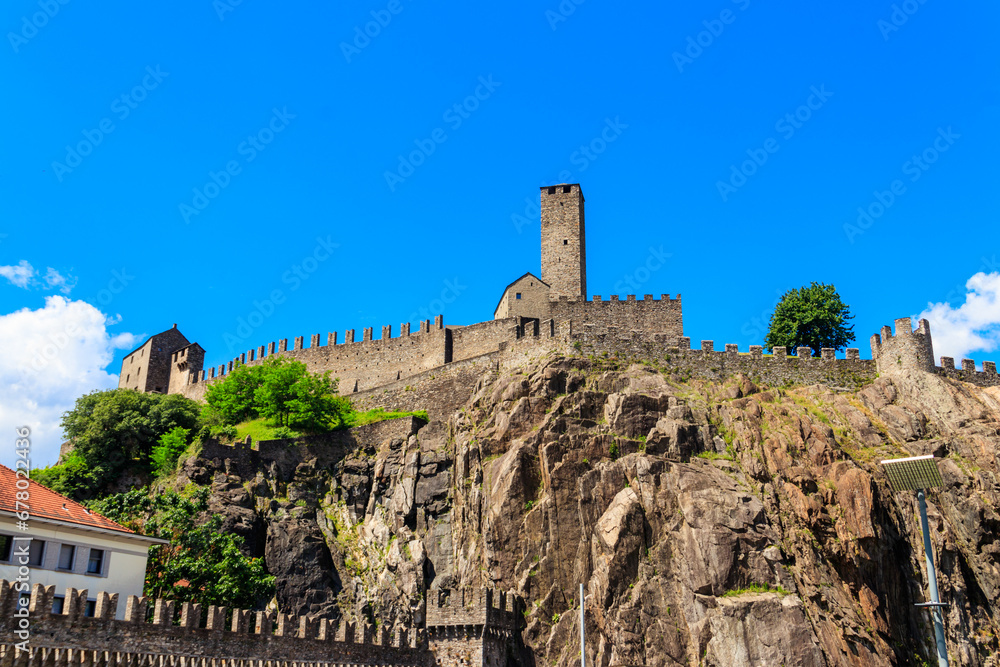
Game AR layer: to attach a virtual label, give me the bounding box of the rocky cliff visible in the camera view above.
[177,353,1000,666]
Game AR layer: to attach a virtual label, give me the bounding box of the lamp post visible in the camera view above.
[881,454,949,667]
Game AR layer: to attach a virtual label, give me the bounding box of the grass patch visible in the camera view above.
[342,408,429,428]
[694,450,734,461]
[722,583,790,597]
[234,418,306,442]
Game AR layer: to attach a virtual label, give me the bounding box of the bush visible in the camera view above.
[150,427,190,478]
[87,487,274,609]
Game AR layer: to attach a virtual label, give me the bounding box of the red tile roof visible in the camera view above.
[0,464,138,536]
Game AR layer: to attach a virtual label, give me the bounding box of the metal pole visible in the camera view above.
[580,583,586,667]
[918,489,949,667]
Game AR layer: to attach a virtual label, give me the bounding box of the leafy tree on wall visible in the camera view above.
[764,282,855,356]
[205,356,349,431]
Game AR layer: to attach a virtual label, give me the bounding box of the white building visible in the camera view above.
[0,464,167,619]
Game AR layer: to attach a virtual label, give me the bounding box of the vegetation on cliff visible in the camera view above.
[88,487,274,608]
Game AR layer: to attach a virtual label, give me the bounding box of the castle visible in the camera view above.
[119,183,1000,404]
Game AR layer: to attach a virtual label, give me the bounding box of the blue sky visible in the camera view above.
[2,0,998,465]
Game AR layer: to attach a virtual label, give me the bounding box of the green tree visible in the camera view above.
[206,355,351,431]
[254,357,308,426]
[41,389,201,500]
[203,361,266,425]
[285,372,349,431]
[87,487,274,609]
[764,282,855,356]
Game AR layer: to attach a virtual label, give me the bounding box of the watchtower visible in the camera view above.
[540,184,586,300]
[870,317,936,378]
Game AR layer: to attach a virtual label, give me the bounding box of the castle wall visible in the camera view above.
[0,581,428,666]
[938,357,1000,387]
[549,294,684,344]
[182,319,449,401]
[352,354,501,420]
[449,319,521,363]
[488,324,877,389]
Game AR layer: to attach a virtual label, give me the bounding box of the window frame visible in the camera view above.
[57,544,76,571]
[86,548,105,575]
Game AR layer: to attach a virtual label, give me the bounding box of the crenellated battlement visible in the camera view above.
[424,588,524,633]
[870,317,935,377]
[178,316,448,401]
[870,316,999,387]
[0,581,427,666]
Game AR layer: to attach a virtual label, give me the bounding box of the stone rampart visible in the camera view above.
[352,354,501,420]
[196,417,425,481]
[448,319,521,363]
[181,318,448,401]
[0,581,425,666]
[549,294,684,344]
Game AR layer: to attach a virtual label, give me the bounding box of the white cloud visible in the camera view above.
[43,267,77,295]
[918,271,1000,364]
[0,297,140,469]
[0,260,77,294]
[0,260,35,288]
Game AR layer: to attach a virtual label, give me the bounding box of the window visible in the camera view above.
[564,239,568,245]
[84,600,96,617]
[29,540,45,566]
[516,293,522,300]
[58,544,75,570]
[87,549,104,574]
[0,535,12,562]
[563,185,571,193]
[126,374,130,382]
[52,596,65,614]
[547,186,556,194]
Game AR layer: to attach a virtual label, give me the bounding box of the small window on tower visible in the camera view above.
[563,185,571,193]
[547,187,556,194]
[516,293,522,300]
[564,239,568,245]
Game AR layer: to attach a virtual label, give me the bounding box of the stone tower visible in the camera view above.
[870,317,936,378]
[540,184,586,300]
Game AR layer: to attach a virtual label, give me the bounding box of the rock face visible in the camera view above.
[181,355,1000,666]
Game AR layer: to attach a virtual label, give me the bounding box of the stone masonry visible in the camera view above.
[539,183,586,300]
[121,185,999,406]
[0,580,526,667]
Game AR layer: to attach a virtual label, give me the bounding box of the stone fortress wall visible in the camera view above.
[123,183,1000,411]
[0,580,525,667]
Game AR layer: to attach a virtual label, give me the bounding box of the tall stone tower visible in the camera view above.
[540,184,587,300]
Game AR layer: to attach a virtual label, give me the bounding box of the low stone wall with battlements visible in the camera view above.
[0,581,529,667]
[0,581,426,666]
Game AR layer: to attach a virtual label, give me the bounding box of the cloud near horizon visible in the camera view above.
[0,296,140,469]
[918,271,1000,365]
[0,260,77,294]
